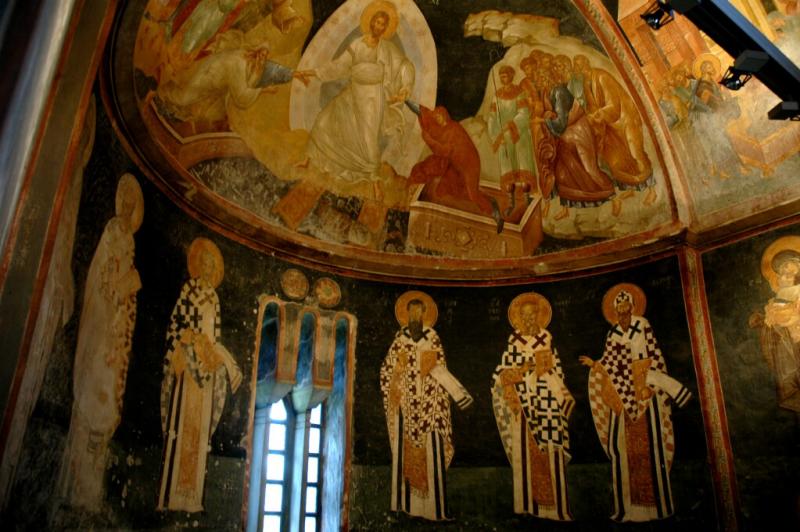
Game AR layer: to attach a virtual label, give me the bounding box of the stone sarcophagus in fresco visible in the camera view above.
[407,185,543,258]
[725,118,800,176]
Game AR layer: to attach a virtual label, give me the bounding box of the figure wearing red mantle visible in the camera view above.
[408,105,503,231]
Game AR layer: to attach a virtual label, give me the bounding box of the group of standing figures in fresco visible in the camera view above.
[486,50,655,221]
[380,284,693,523]
[60,174,243,513]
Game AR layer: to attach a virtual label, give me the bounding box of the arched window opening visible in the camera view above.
[247,298,355,532]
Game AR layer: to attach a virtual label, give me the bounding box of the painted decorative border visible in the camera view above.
[679,247,740,531]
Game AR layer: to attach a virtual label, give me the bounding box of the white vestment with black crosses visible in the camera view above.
[588,315,691,522]
[491,328,574,520]
[158,277,229,512]
[380,326,453,520]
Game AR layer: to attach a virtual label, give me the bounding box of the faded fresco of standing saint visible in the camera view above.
[58,173,144,509]
[158,237,243,512]
[749,236,800,413]
[379,291,473,521]
[579,284,691,522]
[491,292,574,521]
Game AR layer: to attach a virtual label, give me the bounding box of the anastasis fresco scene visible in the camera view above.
[107,0,685,274]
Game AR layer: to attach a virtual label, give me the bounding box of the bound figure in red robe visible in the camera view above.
[407,104,504,232]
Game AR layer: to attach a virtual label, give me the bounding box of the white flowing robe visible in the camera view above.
[157,277,242,512]
[587,316,692,522]
[158,49,264,122]
[491,329,574,521]
[379,326,471,520]
[487,87,536,182]
[58,217,140,508]
[307,36,415,183]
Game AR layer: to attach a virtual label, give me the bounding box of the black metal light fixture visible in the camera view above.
[719,68,751,91]
[768,101,800,121]
[719,50,769,91]
[640,1,674,30]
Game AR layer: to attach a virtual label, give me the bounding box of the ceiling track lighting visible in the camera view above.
[640,1,674,30]
[719,50,769,91]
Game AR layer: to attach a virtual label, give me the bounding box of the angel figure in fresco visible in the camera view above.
[749,236,800,413]
[157,237,243,512]
[491,292,574,521]
[379,291,473,521]
[408,103,504,232]
[297,0,415,197]
[571,55,656,206]
[58,174,144,509]
[579,284,692,522]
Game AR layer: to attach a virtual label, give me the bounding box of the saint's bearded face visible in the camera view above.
[408,303,424,326]
[200,252,216,284]
[119,195,136,230]
[778,260,800,288]
[615,300,633,329]
[246,48,269,79]
[370,13,388,38]
[520,303,539,335]
[407,302,425,340]
[574,55,590,75]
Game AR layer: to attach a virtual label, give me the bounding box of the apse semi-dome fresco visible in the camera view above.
[103,0,800,280]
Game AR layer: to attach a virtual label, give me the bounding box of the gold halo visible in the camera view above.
[360,0,399,39]
[281,268,309,301]
[115,173,144,232]
[313,277,341,308]
[394,290,438,328]
[761,236,800,292]
[602,283,647,324]
[187,237,224,288]
[693,53,722,79]
[507,292,552,330]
